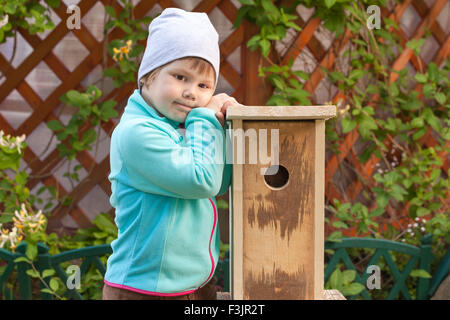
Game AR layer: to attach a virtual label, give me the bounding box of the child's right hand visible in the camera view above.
[204,93,242,126]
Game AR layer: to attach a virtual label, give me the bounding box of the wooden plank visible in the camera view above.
[240,120,316,299]
[227,105,336,120]
[231,119,244,300]
[218,0,238,22]
[242,19,273,105]
[220,26,244,60]
[314,119,325,300]
[220,60,241,89]
[281,17,321,65]
[193,0,221,13]
[412,0,447,45]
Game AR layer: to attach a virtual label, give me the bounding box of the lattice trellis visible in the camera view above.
[0,0,448,236]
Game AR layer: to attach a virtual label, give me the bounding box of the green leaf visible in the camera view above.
[26,269,40,278]
[406,38,425,55]
[411,117,424,128]
[342,270,356,284]
[329,71,345,82]
[93,213,117,234]
[414,73,428,84]
[239,0,256,5]
[342,117,356,133]
[259,39,271,57]
[389,82,399,97]
[423,108,443,133]
[47,120,64,132]
[41,288,54,294]
[246,35,261,49]
[14,257,31,263]
[416,207,430,217]
[325,0,336,9]
[427,62,438,82]
[47,0,61,8]
[105,5,116,18]
[327,231,343,242]
[329,268,343,290]
[369,208,384,217]
[435,92,446,104]
[50,278,59,291]
[359,116,378,139]
[42,269,55,278]
[412,127,427,140]
[81,129,97,145]
[233,6,250,29]
[217,199,229,210]
[25,243,38,260]
[341,282,365,296]
[332,221,349,229]
[66,90,90,107]
[423,83,435,97]
[410,269,432,278]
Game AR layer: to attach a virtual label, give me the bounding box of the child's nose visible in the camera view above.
[182,86,196,100]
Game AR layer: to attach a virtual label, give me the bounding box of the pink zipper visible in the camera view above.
[198,198,217,288]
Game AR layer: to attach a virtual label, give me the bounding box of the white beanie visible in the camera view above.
[138,8,220,90]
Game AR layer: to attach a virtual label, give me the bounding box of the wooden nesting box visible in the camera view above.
[226,105,336,300]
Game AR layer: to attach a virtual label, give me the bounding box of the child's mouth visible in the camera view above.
[174,102,192,110]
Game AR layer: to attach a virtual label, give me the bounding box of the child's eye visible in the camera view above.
[199,83,209,89]
[174,74,185,81]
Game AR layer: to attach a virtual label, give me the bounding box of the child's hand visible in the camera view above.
[205,93,242,126]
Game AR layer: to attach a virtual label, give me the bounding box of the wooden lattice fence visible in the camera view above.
[0,0,448,237]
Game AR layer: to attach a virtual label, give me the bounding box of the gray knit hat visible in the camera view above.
[137,8,220,90]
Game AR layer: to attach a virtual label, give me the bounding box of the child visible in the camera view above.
[102,8,239,300]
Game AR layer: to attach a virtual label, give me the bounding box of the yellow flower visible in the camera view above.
[120,46,130,54]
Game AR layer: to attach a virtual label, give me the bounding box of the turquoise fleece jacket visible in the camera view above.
[104,89,232,295]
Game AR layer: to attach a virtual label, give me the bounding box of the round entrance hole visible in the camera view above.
[263,165,290,190]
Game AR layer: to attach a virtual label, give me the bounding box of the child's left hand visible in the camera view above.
[215,97,242,127]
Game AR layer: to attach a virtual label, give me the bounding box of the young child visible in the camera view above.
[102,8,238,300]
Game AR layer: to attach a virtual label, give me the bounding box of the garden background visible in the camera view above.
[0,0,448,299]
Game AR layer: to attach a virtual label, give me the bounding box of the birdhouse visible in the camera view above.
[226,105,336,300]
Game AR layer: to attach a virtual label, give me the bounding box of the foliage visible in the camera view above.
[0,0,145,299]
[0,0,60,43]
[325,266,365,296]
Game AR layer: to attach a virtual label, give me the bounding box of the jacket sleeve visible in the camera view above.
[118,107,226,199]
[216,121,232,196]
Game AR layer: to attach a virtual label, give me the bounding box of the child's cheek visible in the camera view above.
[160,82,178,103]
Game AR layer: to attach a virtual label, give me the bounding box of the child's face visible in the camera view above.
[141,59,215,123]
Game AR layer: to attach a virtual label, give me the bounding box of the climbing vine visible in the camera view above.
[234,0,449,298]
